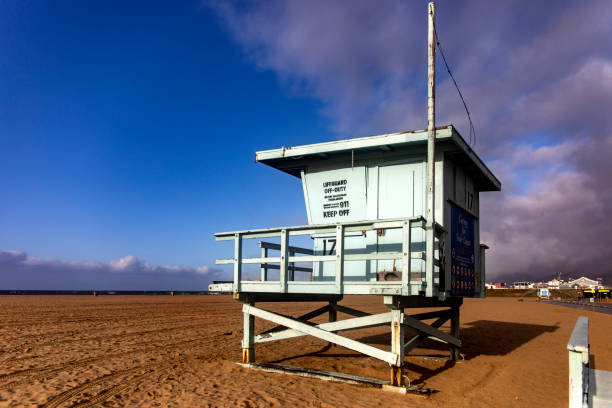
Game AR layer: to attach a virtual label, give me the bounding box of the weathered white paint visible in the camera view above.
[243,304,399,365]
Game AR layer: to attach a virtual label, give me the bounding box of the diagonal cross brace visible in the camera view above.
[258,305,330,336]
[255,312,392,344]
[329,303,372,318]
[402,312,461,348]
[244,304,399,366]
[404,312,450,351]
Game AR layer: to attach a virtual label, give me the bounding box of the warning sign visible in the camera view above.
[304,168,366,224]
[322,179,350,218]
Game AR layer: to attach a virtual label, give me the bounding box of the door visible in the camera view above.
[376,162,425,278]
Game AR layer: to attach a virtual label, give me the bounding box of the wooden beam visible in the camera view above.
[260,263,313,273]
[260,247,268,281]
[404,312,451,352]
[259,241,313,255]
[335,225,344,294]
[329,304,371,318]
[280,229,289,293]
[258,304,330,336]
[402,313,460,348]
[408,309,451,321]
[234,233,242,292]
[242,301,254,363]
[255,312,393,344]
[390,308,405,387]
[402,221,411,295]
[244,304,399,365]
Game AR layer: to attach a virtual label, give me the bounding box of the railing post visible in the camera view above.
[289,250,295,281]
[280,229,289,293]
[335,225,344,294]
[401,221,411,296]
[234,233,242,292]
[260,247,268,282]
[425,226,434,297]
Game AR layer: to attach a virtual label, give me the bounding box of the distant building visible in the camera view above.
[546,278,562,289]
[513,281,533,289]
[567,276,599,289]
[485,282,507,289]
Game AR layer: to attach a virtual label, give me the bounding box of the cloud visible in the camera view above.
[211,0,612,282]
[0,250,223,290]
[211,0,425,134]
[480,57,612,281]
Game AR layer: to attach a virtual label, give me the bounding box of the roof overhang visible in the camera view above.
[255,125,501,192]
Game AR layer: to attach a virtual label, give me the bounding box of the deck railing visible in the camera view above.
[214,216,445,296]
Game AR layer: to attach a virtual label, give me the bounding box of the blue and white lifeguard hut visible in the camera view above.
[209,3,501,391]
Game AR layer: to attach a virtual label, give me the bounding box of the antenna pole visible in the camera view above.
[426,2,436,297]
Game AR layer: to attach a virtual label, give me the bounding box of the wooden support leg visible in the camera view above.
[450,304,460,360]
[242,302,255,364]
[328,300,337,324]
[390,307,405,387]
[328,300,337,346]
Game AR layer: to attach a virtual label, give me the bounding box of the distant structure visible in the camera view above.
[538,288,550,299]
[485,282,506,289]
[567,277,599,289]
[486,275,607,291]
[512,281,534,289]
[546,277,563,289]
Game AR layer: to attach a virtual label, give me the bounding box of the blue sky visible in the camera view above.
[1,2,326,272]
[2,0,612,289]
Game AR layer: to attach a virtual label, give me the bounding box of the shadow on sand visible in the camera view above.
[268,344,371,364]
[356,320,559,359]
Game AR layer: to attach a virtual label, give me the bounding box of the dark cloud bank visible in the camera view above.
[0,250,221,291]
[212,0,612,283]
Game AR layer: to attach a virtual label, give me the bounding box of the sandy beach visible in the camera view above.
[0,295,610,407]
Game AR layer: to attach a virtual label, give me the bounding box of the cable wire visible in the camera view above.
[433,24,476,147]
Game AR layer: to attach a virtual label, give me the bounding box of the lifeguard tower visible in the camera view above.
[209,3,501,391]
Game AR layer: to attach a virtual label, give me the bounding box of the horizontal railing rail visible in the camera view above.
[214,217,427,241]
[213,216,445,296]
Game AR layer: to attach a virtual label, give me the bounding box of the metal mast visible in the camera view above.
[425,1,436,297]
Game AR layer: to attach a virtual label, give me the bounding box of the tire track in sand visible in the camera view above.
[0,333,223,389]
[44,354,205,407]
[0,320,216,360]
[70,369,161,408]
[0,314,209,346]
[42,366,147,408]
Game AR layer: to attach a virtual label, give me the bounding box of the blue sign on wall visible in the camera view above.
[451,204,475,296]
